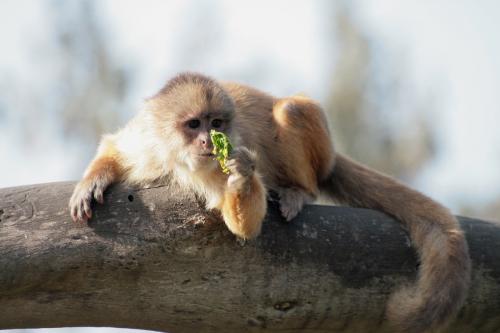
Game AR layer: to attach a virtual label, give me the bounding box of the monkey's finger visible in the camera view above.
[71,199,85,224]
[225,159,237,169]
[73,204,84,224]
[70,204,78,222]
[231,146,255,163]
[83,200,92,220]
[76,200,87,222]
[85,208,92,220]
[94,188,104,204]
[229,162,252,178]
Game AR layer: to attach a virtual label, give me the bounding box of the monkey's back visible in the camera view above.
[222,82,335,195]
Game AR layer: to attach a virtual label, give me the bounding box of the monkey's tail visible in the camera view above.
[319,153,471,333]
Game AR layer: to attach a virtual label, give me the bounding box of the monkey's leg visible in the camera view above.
[277,187,315,221]
[69,140,123,223]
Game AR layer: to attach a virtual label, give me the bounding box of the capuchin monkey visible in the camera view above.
[69,72,470,333]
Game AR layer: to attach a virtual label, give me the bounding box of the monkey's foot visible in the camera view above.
[277,188,314,221]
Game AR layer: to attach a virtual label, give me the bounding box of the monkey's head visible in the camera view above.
[147,72,236,172]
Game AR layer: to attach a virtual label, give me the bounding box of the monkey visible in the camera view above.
[69,72,470,333]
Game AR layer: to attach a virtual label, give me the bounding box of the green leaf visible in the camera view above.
[210,129,233,174]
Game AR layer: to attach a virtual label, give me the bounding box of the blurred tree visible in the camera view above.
[324,6,436,182]
[484,201,500,222]
[461,199,500,223]
[48,0,131,152]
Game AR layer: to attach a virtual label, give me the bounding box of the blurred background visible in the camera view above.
[2,0,499,332]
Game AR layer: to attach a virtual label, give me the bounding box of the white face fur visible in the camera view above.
[150,80,234,173]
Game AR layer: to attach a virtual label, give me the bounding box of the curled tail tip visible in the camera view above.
[386,272,470,333]
[386,237,471,331]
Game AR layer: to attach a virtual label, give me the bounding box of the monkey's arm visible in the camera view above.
[220,148,267,239]
[69,136,124,222]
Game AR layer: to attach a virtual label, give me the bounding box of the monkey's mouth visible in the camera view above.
[198,153,215,158]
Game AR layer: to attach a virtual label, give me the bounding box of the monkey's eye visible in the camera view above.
[211,119,223,128]
[187,119,201,129]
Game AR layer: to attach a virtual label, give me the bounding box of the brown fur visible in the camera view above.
[84,141,123,181]
[272,96,334,193]
[70,72,470,332]
[221,173,267,239]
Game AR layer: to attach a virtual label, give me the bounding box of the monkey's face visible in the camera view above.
[179,111,232,171]
[148,75,235,172]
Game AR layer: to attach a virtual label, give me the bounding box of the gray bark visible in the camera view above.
[0,181,499,333]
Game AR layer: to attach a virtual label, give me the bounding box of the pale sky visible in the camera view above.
[356,0,500,207]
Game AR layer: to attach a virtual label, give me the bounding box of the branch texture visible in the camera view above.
[0,182,499,332]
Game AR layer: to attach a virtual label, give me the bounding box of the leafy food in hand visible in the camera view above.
[210,130,233,174]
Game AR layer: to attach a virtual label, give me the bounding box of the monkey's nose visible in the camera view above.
[199,138,212,150]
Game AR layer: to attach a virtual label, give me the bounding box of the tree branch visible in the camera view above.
[0,182,499,332]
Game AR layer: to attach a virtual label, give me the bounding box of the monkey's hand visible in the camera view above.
[69,177,108,223]
[225,147,256,193]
